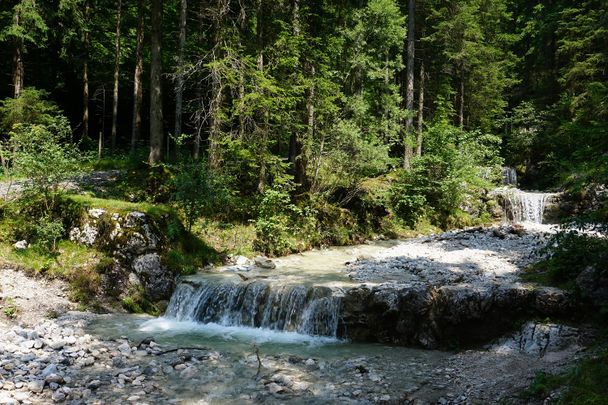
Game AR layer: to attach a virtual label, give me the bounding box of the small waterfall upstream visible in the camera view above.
[164,278,342,338]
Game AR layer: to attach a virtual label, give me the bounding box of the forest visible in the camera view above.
[0,0,606,404]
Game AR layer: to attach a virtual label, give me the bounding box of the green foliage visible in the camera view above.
[2,297,18,319]
[390,119,501,228]
[170,159,229,231]
[527,231,608,289]
[0,0,47,46]
[0,89,84,242]
[122,287,161,315]
[33,217,64,252]
[253,184,318,256]
[0,88,64,132]
[522,350,608,405]
[521,371,565,401]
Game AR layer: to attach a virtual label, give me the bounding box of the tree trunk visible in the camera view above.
[193,0,205,160]
[403,0,415,169]
[111,0,122,150]
[12,11,23,98]
[416,59,424,156]
[256,0,267,193]
[149,0,164,165]
[459,71,464,128]
[82,1,90,139]
[174,0,187,140]
[131,0,145,152]
[82,59,89,138]
[207,1,227,169]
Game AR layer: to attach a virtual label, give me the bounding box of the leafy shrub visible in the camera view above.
[253,184,319,256]
[33,217,64,252]
[538,231,608,284]
[170,159,230,231]
[390,119,501,229]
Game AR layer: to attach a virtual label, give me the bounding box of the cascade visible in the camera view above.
[502,167,518,186]
[497,188,556,224]
[164,278,342,337]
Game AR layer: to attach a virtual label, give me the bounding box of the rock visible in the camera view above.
[28,380,45,393]
[117,342,132,355]
[179,366,198,379]
[254,256,276,269]
[12,392,28,402]
[0,393,18,405]
[576,266,608,307]
[69,224,98,247]
[45,373,64,384]
[51,390,66,402]
[131,253,175,301]
[267,383,285,394]
[88,208,106,219]
[127,396,141,402]
[493,321,580,356]
[232,255,251,266]
[86,380,102,390]
[304,358,316,367]
[49,341,65,350]
[41,364,58,378]
[13,240,28,250]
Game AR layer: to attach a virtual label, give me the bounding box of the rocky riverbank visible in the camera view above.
[0,225,593,404]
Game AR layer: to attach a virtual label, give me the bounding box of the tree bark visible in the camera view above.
[207,0,228,169]
[82,1,90,139]
[131,0,145,152]
[149,0,164,165]
[12,11,23,98]
[459,70,464,128]
[403,0,415,169]
[111,0,122,150]
[416,59,424,156]
[193,0,205,160]
[256,0,267,193]
[174,0,187,140]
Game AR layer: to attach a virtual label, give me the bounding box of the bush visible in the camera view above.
[390,119,501,229]
[0,89,86,253]
[536,231,608,285]
[33,217,64,252]
[170,159,230,231]
[253,184,319,256]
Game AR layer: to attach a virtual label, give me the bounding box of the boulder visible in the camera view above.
[68,209,176,304]
[13,240,28,250]
[493,321,581,357]
[132,253,175,301]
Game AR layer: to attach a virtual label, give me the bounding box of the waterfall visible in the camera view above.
[498,189,555,224]
[165,278,342,337]
[502,167,518,186]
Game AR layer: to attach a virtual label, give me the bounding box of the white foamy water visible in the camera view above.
[139,317,343,345]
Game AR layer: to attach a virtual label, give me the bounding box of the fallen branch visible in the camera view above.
[154,346,210,356]
[253,344,262,379]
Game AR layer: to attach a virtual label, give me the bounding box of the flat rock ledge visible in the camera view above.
[338,225,573,347]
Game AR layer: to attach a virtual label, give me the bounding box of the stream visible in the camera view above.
[79,194,582,403]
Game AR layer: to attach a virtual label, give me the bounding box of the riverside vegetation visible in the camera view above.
[0,0,607,404]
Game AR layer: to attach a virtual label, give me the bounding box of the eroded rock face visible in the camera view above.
[69,209,176,303]
[335,226,577,347]
[492,321,581,357]
[132,254,174,301]
[340,282,573,348]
